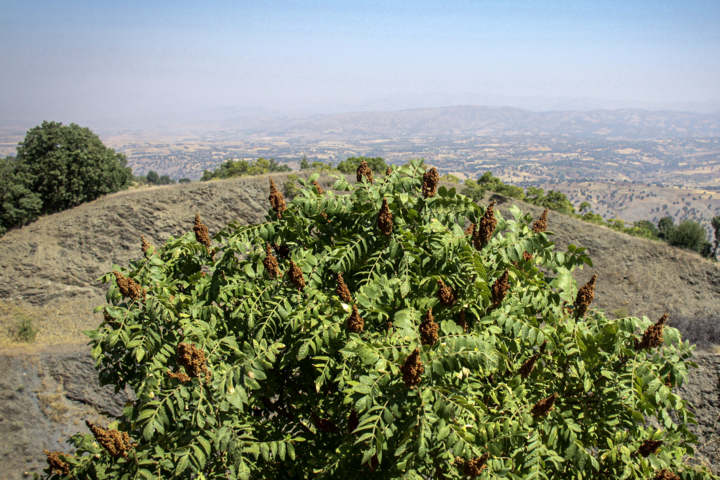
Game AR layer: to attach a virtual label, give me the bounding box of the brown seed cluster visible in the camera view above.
[356,160,374,184]
[377,198,393,235]
[473,201,497,249]
[336,272,352,303]
[86,421,135,458]
[491,269,510,307]
[141,235,152,255]
[523,251,534,262]
[419,308,439,346]
[348,410,359,434]
[386,166,393,176]
[400,348,424,389]
[456,310,468,333]
[518,353,541,379]
[269,178,287,219]
[288,261,306,291]
[653,469,680,480]
[263,244,282,278]
[437,279,456,306]
[193,213,212,248]
[177,342,212,381]
[312,180,324,195]
[532,209,549,234]
[464,223,475,236]
[462,453,490,478]
[273,243,290,259]
[635,314,668,351]
[574,274,597,318]
[113,271,146,301]
[531,393,558,417]
[43,450,70,476]
[422,167,440,198]
[638,439,663,457]
[167,370,191,382]
[311,413,339,433]
[539,340,548,354]
[347,305,364,333]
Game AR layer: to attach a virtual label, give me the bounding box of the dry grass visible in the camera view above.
[0,297,104,349]
[37,378,69,423]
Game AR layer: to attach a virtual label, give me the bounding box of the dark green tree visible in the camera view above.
[201,158,290,181]
[300,155,311,171]
[0,156,42,235]
[15,121,132,214]
[634,220,659,238]
[460,178,485,202]
[657,216,675,240]
[476,172,524,200]
[158,175,175,185]
[711,216,720,258]
[48,160,715,480]
[336,156,387,175]
[178,178,191,184]
[667,219,709,253]
[146,170,160,185]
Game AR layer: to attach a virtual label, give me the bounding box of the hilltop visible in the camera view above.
[1,173,719,348]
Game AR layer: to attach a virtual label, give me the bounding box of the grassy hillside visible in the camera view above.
[0,172,719,349]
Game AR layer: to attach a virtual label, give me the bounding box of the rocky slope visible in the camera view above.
[1,174,719,478]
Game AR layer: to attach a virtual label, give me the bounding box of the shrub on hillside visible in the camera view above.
[1,121,132,235]
[658,216,676,240]
[201,157,290,181]
[667,219,710,253]
[49,160,715,479]
[336,156,387,175]
[460,178,485,202]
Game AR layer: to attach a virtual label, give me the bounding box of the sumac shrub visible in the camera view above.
[49,160,715,479]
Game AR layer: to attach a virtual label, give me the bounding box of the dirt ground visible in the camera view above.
[0,345,133,480]
[0,174,719,477]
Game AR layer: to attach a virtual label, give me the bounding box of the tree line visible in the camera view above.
[460,171,720,259]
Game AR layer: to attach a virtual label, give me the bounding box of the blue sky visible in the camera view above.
[1,0,718,124]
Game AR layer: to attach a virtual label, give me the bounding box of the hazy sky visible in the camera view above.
[1,0,719,124]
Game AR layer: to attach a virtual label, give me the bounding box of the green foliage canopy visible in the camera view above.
[1,121,132,235]
[666,219,710,253]
[460,179,485,202]
[57,160,713,480]
[0,156,42,235]
[16,121,133,214]
[336,156,388,175]
[710,216,720,258]
[658,217,675,240]
[201,158,290,181]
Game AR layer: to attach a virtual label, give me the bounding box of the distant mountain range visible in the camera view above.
[191,105,720,140]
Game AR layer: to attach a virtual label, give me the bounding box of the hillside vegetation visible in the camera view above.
[1,172,719,349]
[46,160,714,479]
[1,169,720,478]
